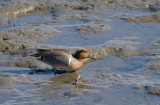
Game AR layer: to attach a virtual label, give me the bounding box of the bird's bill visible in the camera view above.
[88,55,96,60]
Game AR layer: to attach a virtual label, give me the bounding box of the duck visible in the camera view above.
[32,48,95,72]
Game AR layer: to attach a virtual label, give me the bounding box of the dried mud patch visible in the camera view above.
[0,25,58,43]
[52,2,92,15]
[0,41,25,52]
[76,22,110,35]
[0,24,59,53]
[148,86,160,96]
[0,74,32,86]
[147,1,160,12]
[0,0,52,25]
[124,12,160,23]
[141,40,160,73]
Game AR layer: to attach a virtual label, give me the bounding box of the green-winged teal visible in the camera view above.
[32,48,95,72]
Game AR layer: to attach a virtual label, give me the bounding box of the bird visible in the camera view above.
[32,48,95,72]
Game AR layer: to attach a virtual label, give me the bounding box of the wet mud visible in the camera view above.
[1,0,160,104]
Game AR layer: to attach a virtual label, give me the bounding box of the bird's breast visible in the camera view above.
[69,57,83,71]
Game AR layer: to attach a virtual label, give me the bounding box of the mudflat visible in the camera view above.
[0,0,160,104]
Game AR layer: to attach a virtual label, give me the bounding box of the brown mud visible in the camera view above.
[1,0,160,105]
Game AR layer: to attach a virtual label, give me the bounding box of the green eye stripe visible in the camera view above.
[75,50,86,55]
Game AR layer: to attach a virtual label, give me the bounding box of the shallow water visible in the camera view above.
[0,57,159,105]
[45,9,160,48]
[0,11,51,29]
[1,1,160,105]
[0,0,3,3]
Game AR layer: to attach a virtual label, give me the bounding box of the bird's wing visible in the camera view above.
[31,49,72,66]
[32,49,71,57]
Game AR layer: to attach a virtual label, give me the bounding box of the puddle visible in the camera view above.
[104,9,150,19]
[97,86,160,105]
[0,55,19,62]
[54,19,88,25]
[0,11,52,29]
[105,21,160,48]
[11,15,48,26]
[77,86,160,105]
[2,85,159,105]
[0,66,30,74]
[46,20,160,48]
[88,56,150,73]
[44,9,160,48]
[0,0,3,4]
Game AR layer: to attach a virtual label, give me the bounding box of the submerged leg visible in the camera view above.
[54,69,57,76]
[76,75,82,82]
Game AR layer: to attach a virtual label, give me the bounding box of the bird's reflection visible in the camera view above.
[34,71,88,90]
[50,72,83,84]
[31,71,94,101]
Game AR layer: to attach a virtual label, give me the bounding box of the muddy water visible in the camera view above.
[0,0,3,4]
[1,0,160,105]
[45,9,160,48]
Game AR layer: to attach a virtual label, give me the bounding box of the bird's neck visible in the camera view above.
[73,54,82,62]
[76,58,82,62]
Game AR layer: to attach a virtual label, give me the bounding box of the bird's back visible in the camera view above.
[32,49,72,70]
